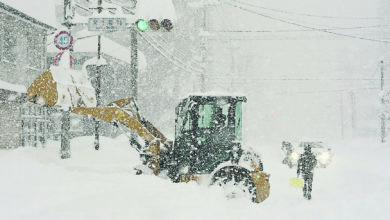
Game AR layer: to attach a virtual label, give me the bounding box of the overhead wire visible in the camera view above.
[210,77,388,81]
[143,32,205,71]
[214,25,390,33]
[229,0,388,20]
[139,31,204,73]
[138,31,203,75]
[222,0,390,44]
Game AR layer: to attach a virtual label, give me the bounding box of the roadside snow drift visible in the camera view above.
[0,136,389,220]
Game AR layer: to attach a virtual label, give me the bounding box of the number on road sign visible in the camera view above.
[54,31,73,50]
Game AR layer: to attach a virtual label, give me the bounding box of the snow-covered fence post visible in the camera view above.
[61,108,71,159]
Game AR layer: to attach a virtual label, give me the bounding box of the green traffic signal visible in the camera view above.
[136,19,148,31]
[135,19,173,32]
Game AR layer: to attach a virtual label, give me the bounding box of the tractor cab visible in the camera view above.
[172,96,247,175]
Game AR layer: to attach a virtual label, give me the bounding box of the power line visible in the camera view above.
[223,0,390,44]
[229,0,388,20]
[138,31,202,75]
[139,31,204,74]
[211,77,389,81]
[214,25,390,33]
[206,82,381,94]
[144,32,205,71]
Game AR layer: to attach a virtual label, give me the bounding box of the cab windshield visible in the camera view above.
[198,103,229,129]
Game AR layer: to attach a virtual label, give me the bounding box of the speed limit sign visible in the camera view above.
[54,31,73,50]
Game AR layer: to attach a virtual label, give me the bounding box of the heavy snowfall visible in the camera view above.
[0,0,389,219]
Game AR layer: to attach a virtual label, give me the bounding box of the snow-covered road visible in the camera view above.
[0,136,389,220]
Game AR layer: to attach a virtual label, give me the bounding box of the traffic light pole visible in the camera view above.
[94,0,103,150]
[130,25,138,100]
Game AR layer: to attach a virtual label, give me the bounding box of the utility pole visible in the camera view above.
[350,91,356,136]
[61,108,71,159]
[340,92,344,139]
[94,0,103,150]
[130,25,138,100]
[199,5,207,93]
[380,60,386,143]
[61,0,73,158]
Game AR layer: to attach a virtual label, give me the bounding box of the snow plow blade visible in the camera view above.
[26,68,169,175]
[250,172,271,203]
[27,67,96,109]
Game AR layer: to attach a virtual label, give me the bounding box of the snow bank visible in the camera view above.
[0,80,26,93]
[0,136,389,220]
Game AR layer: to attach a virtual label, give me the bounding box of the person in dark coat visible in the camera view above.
[297,144,317,200]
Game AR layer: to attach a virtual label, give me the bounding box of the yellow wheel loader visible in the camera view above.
[27,67,270,203]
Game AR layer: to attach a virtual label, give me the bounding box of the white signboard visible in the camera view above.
[88,18,127,31]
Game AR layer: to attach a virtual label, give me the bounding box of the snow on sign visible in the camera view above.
[54,31,73,50]
[88,18,127,32]
[54,52,73,68]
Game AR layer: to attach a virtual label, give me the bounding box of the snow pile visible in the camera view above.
[0,136,389,220]
[50,64,96,110]
[0,80,26,93]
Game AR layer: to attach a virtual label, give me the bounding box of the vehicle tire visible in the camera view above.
[210,166,257,202]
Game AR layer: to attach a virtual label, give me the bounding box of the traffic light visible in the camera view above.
[135,19,173,32]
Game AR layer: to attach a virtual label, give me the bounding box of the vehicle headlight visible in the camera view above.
[319,152,331,164]
[290,152,299,162]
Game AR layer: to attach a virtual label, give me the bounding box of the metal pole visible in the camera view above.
[94,0,103,150]
[61,108,71,159]
[340,92,344,139]
[380,60,386,143]
[350,91,356,136]
[130,25,138,100]
[200,6,207,93]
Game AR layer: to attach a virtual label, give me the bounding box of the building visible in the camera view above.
[0,1,55,87]
[0,1,55,149]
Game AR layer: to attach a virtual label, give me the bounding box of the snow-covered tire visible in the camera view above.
[210,166,257,202]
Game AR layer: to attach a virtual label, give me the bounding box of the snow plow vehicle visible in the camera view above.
[27,66,270,203]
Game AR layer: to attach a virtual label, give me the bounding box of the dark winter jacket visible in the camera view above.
[297,151,317,176]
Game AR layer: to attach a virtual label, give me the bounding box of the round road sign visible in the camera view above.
[54,52,73,67]
[54,31,73,50]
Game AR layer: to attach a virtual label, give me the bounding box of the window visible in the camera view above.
[235,102,243,141]
[184,114,192,131]
[0,13,4,61]
[3,28,17,63]
[27,34,43,69]
[198,104,214,128]
[0,33,2,61]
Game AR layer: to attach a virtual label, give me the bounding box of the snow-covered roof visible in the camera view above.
[48,34,129,63]
[0,0,177,28]
[0,80,26,93]
[47,34,144,68]
[0,0,59,29]
[135,0,177,23]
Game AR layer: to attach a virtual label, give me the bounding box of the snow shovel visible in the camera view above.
[290,177,304,188]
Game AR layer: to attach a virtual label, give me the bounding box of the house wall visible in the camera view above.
[0,89,22,149]
[0,9,48,88]
[0,6,51,149]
